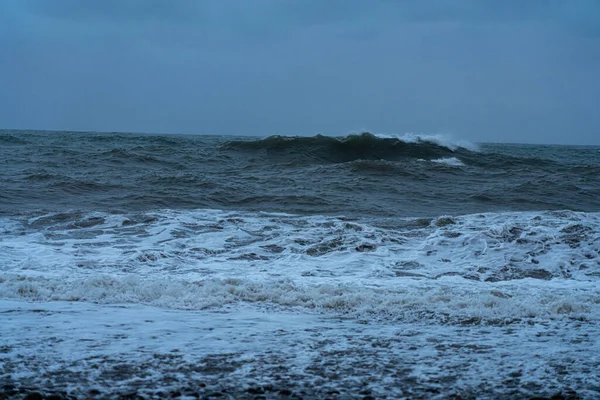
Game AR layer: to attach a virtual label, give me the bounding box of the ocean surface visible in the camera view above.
[1,130,599,399]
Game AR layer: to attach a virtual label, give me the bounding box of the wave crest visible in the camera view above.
[221,132,477,164]
[374,132,479,152]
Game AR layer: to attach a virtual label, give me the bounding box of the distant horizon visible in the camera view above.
[2,127,598,147]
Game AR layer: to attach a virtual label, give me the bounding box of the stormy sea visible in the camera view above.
[1,130,599,400]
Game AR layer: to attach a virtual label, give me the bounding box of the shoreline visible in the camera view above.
[0,382,581,400]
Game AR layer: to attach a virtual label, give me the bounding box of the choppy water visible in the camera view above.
[1,130,600,399]
[2,130,599,219]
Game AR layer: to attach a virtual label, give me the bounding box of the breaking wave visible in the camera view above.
[1,208,599,325]
[221,132,476,164]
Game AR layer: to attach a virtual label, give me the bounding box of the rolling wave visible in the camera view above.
[221,132,475,163]
[1,130,599,217]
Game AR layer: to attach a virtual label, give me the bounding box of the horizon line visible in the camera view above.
[1,127,598,147]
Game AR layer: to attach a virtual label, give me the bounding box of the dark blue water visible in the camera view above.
[1,130,599,219]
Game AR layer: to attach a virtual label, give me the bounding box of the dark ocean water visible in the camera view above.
[1,130,599,219]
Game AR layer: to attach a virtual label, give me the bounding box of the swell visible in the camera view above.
[221,132,473,164]
[0,132,31,145]
[221,133,600,175]
[2,131,600,217]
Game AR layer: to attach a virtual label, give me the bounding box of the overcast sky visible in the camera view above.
[1,0,599,144]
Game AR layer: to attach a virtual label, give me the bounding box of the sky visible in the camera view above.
[0,0,599,144]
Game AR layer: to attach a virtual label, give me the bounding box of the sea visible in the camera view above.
[1,130,599,399]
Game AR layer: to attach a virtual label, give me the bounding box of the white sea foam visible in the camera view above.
[374,132,480,152]
[430,157,465,167]
[1,209,599,323]
[2,208,600,396]
[2,298,598,397]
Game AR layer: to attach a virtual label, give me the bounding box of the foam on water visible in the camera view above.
[374,132,480,152]
[2,208,600,397]
[431,157,465,167]
[1,209,599,324]
[2,299,598,398]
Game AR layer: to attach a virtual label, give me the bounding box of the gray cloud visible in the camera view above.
[1,0,599,144]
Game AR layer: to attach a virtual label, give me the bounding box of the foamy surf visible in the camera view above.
[373,132,480,152]
[431,157,465,166]
[2,298,597,399]
[2,208,599,397]
[1,209,599,321]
